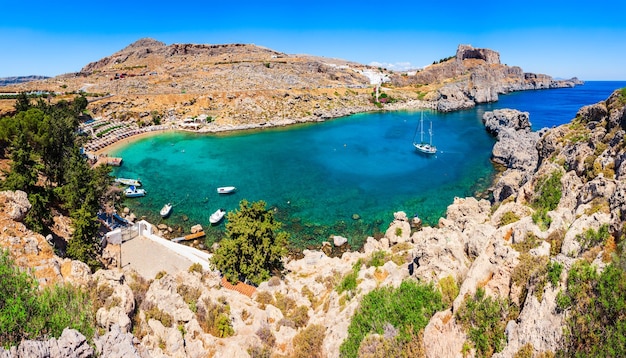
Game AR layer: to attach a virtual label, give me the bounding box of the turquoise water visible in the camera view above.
[110,81,626,249]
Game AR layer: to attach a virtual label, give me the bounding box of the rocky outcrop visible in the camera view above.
[482,109,542,202]
[0,329,93,358]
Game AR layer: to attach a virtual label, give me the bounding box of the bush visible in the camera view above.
[337,260,362,295]
[531,171,563,230]
[196,297,233,337]
[188,263,203,274]
[576,224,610,252]
[558,261,626,356]
[367,250,387,268]
[547,261,563,287]
[340,280,443,358]
[499,211,520,226]
[439,275,459,307]
[293,324,326,358]
[455,287,510,357]
[0,249,94,347]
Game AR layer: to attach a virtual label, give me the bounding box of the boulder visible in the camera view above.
[332,235,348,247]
[0,190,31,221]
[190,224,203,234]
[94,324,142,358]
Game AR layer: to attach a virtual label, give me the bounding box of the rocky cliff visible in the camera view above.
[2,89,626,357]
[390,44,582,112]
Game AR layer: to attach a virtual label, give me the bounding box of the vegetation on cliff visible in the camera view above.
[0,249,94,348]
[340,280,443,358]
[210,199,289,285]
[0,94,115,270]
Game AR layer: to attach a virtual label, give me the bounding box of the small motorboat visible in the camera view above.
[209,208,226,224]
[160,203,172,218]
[115,178,142,186]
[124,185,146,198]
[217,186,237,194]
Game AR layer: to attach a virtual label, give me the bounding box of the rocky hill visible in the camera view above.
[2,89,626,357]
[0,75,49,87]
[0,40,580,124]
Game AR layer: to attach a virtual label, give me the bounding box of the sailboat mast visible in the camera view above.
[420,112,425,143]
[429,121,433,146]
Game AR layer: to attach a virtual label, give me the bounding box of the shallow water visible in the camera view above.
[111,81,626,249]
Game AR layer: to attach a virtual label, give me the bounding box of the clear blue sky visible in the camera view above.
[2,0,625,80]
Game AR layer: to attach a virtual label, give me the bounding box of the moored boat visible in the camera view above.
[115,177,142,186]
[217,186,236,194]
[124,185,146,198]
[209,208,226,224]
[413,112,437,154]
[160,203,172,218]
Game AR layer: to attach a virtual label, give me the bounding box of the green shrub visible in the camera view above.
[439,275,459,307]
[143,301,173,327]
[0,250,94,347]
[512,253,549,303]
[340,280,443,358]
[196,297,233,337]
[557,261,626,356]
[455,287,510,357]
[576,224,610,252]
[499,211,520,226]
[255,291,275,309]
[531,171,563,230]
[337,260,362,295]
[367,250,388,268]
[547,261,563,287]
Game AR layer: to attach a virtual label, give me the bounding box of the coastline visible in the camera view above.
[88,101,433,156]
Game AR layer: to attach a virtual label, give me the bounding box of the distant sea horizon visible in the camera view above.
[111,80,626,250]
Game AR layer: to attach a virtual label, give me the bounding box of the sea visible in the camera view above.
[110,81,626,249]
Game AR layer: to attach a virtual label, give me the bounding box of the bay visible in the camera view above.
[111,81,626,249]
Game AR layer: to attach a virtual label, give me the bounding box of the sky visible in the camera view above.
[1,0,625,80]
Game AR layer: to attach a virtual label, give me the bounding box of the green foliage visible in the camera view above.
[558,261,626,356]
[546,229,565,256]
[531,171,563,230]
[196,297,233,337]
[340,280,443,358]
[367,250,388,268]
[0,250,94,348]
[143,302,173,327]
[210,200,289,285]
[455,287,510,357]
[499,211,520,226]
[439,275,459,307]
[336,260,362,295]
[547,261,563,287]
[576,224,610,252]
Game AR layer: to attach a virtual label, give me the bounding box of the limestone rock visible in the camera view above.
[49,328,94,358]
[190,224,203,234]
[0,190,31,222]
[95,324,143,358]
[332,235,348,247]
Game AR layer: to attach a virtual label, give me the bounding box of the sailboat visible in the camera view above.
[413,112,437,154]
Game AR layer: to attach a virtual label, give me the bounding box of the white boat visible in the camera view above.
[209,208,226,224]
[217,186,236,194]
[413,112,437,154]
[115,178,142,186]
[160,203,172,218]
[124,185,146,198]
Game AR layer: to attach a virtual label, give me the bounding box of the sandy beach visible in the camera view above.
[93,128,175,156]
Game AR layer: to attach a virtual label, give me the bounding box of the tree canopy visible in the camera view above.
[210,199,289,285]
[0,95,114,271]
